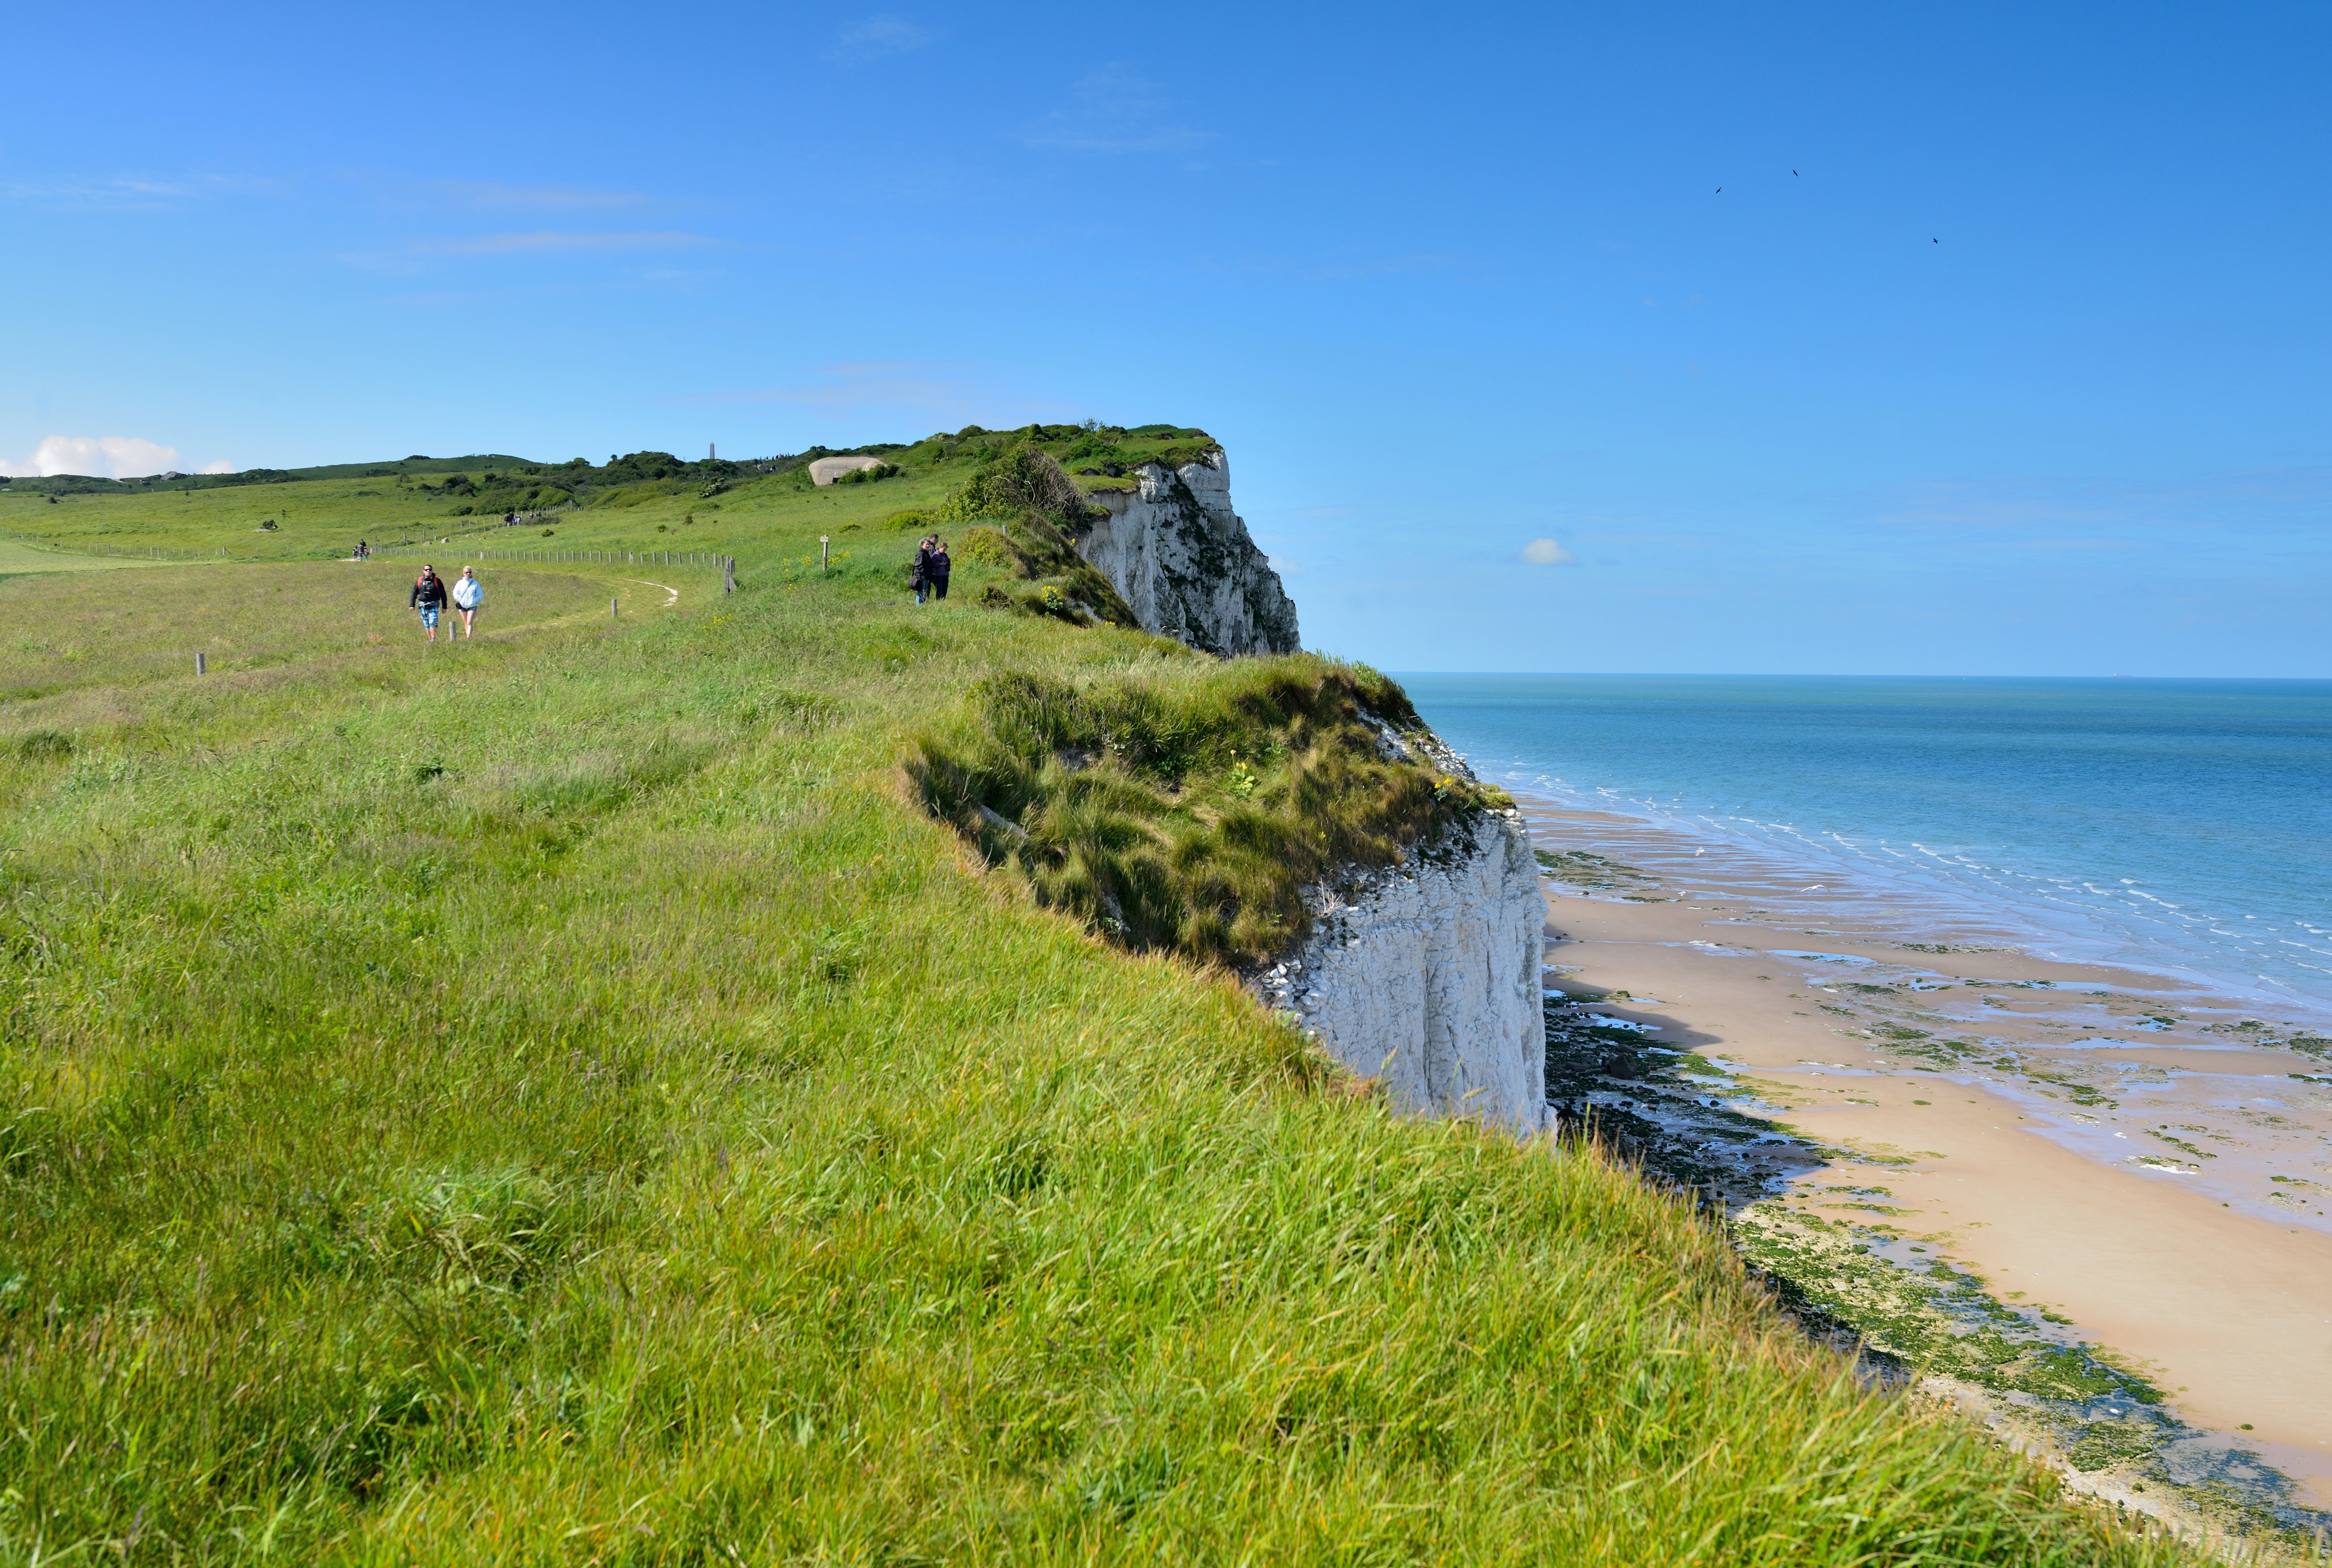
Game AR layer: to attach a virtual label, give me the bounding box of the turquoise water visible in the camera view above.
[1396,675,2332,1021]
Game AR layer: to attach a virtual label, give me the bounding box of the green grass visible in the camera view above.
[0,538,173,576]
[0,562,619,704]
[0,458,2200,1563]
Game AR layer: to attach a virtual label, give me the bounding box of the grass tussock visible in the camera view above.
[940,442,1095,523]
[0,454,2201,1564]
[908,653,1546,965]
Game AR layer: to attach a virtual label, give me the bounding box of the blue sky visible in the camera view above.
[4,1,2326,675]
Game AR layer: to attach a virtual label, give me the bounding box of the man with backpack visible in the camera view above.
[410,564,451,642]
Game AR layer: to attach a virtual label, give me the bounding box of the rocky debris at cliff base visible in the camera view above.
[1543,995,1821,1210]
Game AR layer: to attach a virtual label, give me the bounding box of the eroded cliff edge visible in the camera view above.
[1078,451,1301,657]
[1250,735,1549,1139]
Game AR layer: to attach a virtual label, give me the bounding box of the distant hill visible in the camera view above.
[0,454,543,497]
[0,425,1219,502]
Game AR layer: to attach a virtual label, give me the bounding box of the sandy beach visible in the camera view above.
[1519,799,2332,1526]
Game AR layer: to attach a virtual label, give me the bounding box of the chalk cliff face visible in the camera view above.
[1251,795,1548,1139]
[1077,451,1300,656]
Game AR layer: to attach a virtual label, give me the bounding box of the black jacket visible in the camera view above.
[411,576,450,609]
[928,547,951,580]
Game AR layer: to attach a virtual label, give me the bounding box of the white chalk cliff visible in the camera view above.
[1077,450,1300,656]
[1250,739,1548,1138]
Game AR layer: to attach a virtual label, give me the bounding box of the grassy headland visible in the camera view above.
[0,430,2194,1562]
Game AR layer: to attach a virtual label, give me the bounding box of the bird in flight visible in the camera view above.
[1715,187,1722,193]
[1792,169,1799,176]
[1932,238,1939,244]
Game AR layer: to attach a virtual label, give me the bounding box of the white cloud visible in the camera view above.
[0,435,184,479]
[341,230,727,273]
[201,460,236,474]
[1521,538,1575,565]
[832,14,937,59]
[0,172,270,212]
[1018,66,1218,153]
[427,181,652,211]
[406,230,718,256]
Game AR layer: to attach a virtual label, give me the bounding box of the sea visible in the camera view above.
[1396,675,2332,1025]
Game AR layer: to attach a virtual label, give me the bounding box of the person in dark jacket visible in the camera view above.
[410,564,450,642]
[927,539,951,601]
[911,536,936,605]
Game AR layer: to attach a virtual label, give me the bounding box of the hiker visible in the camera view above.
[911,535,936,606]
[928,538,951,601]
[410,564,450,642]
[451,565,483,638]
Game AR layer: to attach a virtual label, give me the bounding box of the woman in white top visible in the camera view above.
[451,566,484,638]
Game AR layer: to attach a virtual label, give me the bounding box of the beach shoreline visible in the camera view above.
[1515,794,2332,1533]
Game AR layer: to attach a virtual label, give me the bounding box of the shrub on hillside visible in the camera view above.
[1060,434,1125,465]
[940,447,1092,525]
[601,451,684,483]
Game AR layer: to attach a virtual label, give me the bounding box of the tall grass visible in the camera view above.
[0,482,2198,1563]
[908,656,1511,962]
[0,561,612,701]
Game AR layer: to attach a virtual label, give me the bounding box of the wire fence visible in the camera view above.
[375,541,736,578]
[1,532,233,560]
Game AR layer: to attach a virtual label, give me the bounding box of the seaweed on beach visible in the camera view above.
[1532,848,1663,898]
[1542,995,1819,1211]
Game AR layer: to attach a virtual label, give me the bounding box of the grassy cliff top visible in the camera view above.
[0,435,2192,1563]
[0,422,1219,501]
[0,424,1221,553]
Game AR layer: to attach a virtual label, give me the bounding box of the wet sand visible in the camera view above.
[1519,801,2332,1509]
